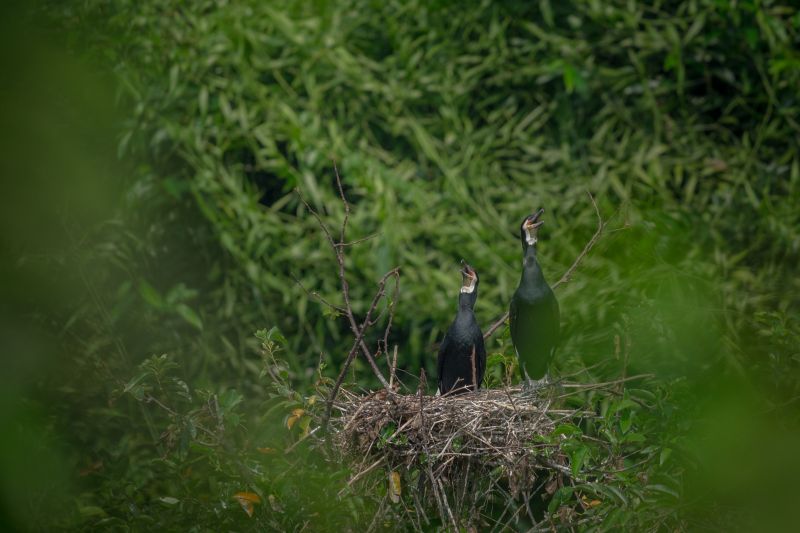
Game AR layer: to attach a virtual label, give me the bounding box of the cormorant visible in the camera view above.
[510,209,560,388]
[437,260,486,395]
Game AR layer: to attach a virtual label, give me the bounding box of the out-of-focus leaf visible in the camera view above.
[287,408,304,430]
[660,447,672,466]
[175,303,203,330]
[388,471,402,503]
[233,492,261,517]
[138,280,163,308]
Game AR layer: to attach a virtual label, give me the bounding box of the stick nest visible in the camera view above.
[330,385,585,510]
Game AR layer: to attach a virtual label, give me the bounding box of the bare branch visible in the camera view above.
[552,191,605,290]
[294,187,337,250]
[333,160,349,245]
[295,168,393,390]
[322,267,400,433]
[389,345,399,389]
[483,192,606,340]
[379,272,400,358]
[482,312,508,341]
[339,233,381,247]
[471,345,477,393]
[290,273,346,314]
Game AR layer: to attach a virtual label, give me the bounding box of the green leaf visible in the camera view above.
[570,446,589,478]
[623,432,646,443]
[79,506,107,518]
[647,484,679,499]
[659,447,672,466]
[553,424,582,437]
[175,303,203,330]
[138,281,163,308]
[547,486,574,514]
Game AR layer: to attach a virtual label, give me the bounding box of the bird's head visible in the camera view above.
[460,260,479,294]
[520,209,545,247]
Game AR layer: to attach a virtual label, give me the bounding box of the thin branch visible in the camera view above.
[339,233,381,247]
[322,268,400,433]
[294,187,337,250]
[552,191,605,290]
[342,457,386,491]
[471,345,477,393]
[284,426,321,454]
[295,173,391,389]
[379,272,400,358]
[389,345,399,389]
[483,191,606,340]
[290,273,346,314]
[437,477,459,531]
[557,373,653,390]
[482,312,508,340]
[333,160,349,249]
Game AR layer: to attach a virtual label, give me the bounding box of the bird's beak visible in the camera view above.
[460,260,477,292]
[523,209,545,245]
[523,208,545,231]
[460,259,475,278]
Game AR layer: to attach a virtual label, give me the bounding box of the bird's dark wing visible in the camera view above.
[541,291,560,365]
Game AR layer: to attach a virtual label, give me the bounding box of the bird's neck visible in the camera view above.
[458,292,477,310]
[521,246,545,285]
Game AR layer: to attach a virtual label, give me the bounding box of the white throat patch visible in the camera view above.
[460,276,477,294]
[524,227,538,246]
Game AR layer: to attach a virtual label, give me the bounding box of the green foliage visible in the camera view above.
[1,0,799,530]
[539,384,689,529]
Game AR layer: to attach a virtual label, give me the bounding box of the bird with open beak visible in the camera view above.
[510,209,560,389]
[437,260,486,395]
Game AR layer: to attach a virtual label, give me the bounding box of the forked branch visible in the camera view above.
[295,164,404,433]
[322,267,400,433]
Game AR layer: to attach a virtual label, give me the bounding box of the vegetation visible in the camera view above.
[1,0,799,530]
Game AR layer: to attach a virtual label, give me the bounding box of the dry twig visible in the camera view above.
[295,164,407,434]
[322,267,400,433]
[294,165,395,391]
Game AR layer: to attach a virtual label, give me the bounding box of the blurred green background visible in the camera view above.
[1,0,798,530]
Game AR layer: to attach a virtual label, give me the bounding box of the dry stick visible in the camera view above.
[322,267,400,433]
[340,233,381,247]
[437,477,460,531]
[329,163,388,376]
[557,373,652,389]
[389,345,399,389]
[290,273,346,314]
[471,345,478,393]
[483,191,606,340]
[552,191,605,290]
[343,456,386,490]
[503,387,521,418]
[380,274,400,359]
[295,185,391,390]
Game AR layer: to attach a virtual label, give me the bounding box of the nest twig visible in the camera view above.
[327,383,605,530]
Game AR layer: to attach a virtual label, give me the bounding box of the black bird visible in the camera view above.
[510,209,560,388]
[437,260,486,395]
